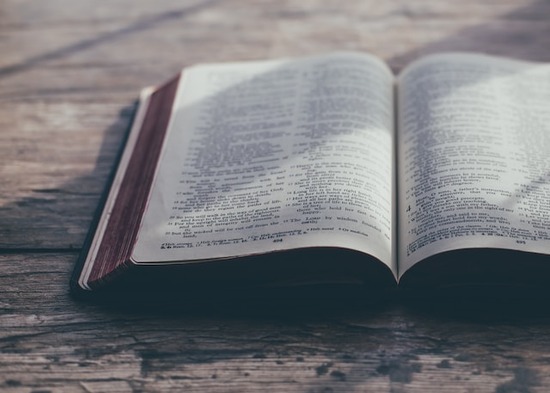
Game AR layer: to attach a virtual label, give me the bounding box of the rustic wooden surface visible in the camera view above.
[2,0,550,391]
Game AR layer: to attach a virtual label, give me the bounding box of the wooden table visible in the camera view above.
[2,1,550,391]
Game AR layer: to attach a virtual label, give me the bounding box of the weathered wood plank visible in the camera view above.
[0,103,133,249]
[2,253,550,392]
[1,0,549,75]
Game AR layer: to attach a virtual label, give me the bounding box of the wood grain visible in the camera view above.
[2,0,550,391]
[3,253,550,392]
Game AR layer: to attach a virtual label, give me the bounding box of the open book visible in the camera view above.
[72,52,550,294]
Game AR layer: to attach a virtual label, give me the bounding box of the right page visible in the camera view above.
[397,53,550,279]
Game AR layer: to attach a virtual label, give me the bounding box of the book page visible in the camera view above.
[132,52,396,274]
[397,53,550,276]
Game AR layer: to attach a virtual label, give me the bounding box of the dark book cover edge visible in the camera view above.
[69,100,140,299]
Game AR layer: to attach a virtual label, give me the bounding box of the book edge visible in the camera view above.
[69,97,144,297]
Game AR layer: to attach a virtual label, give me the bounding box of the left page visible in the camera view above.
[132,52,397,275]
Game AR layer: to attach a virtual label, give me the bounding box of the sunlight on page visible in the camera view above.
[397,53,550,276]
[132,52,397,275]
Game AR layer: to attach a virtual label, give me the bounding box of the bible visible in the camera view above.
[71,52,550,295]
